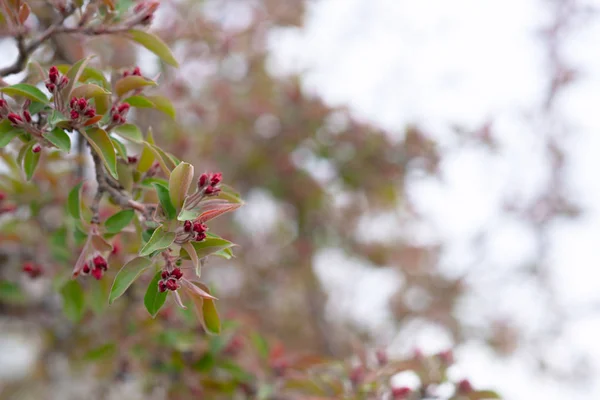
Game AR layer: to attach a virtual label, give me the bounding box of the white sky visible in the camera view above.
[267,0,600,399]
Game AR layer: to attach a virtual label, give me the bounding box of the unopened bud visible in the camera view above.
[32,144,41,153]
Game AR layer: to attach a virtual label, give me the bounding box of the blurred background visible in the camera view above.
[2,0,600,399]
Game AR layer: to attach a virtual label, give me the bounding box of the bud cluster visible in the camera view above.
[23,262,43,278]
[81,255,109,280]
[110,103,130,125]
[123,66,142,78]
[45,66,69,94]
[158,267,183,292]
[197,172,222,196]
[69,96,96,122]
[183,220,208,242]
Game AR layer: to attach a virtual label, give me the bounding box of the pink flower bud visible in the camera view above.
[204,185,220,196]
[198,173,209,188]
[458,379,473,394]
[210,172,222,186]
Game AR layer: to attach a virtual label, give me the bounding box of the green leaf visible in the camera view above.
[137,140,155,173]
[83,343,116,361]
[45,127,71,152]
[123,95,155,108]
[111,138,128,159]
[88,278,110,315]
[0,281,25,304]
[191,235,236,259]
[28,101,47,115]
[63,56,94,99]
[145,95,176,119]
[0,83,48,103]
[109,257,152,303]
[70,83,110,99]
[0,120,21,147]
[104,209,135,234]
[144,141,177,175]
[60,280,86,322]
[139,225,176,256]
[169,162,193,210]
[144,270,168,318]
[114,75,156,97]
[202,298,221,334]
[57,64,109,89]
[153,183,176,220]
[22,142,40,180]
[113,123,143,143]
[127,29,179,67]
[469,390,502,400]
[83,127,118,179]
[67,182,84,220]
[47,110,69,128]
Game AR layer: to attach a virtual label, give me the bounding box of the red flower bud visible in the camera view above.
[171,268,183,280]
[23,262,42,278]
[161,270,169,280]
[118,103,130,113]
[91,267,103,280]
[183,220,192,232]
[70,97,78,108]
[458,379,473,394]
[158,280,167,292]
[0,99,6,109]
[45,82,56,92]
[195,232,207,242]
[165,278,179,291]
[438,350,454,366]
[204,185,220,196]
[32,144,41,153]
[111,243,120,255]
[59,75,69,88]
[198,173,209,188]
[23,110,31,123]
[112,113,122,123]
[84,108,96,118]
[70,110,80,120]
[210,172,222,186]
[391,387,411,399]
[132,66,141,76]
[93,255,108,270]
[0,192,5,202]
[7,113,22,125]
[192,222,207,233]
[123,70,131,77]
[82,263,91,274]
[77,98,88,111]
[349,366,364,386]
[48,66,59,83]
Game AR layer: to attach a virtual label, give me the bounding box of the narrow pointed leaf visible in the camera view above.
[67,182,84,219]
[139,225,176,256]
[109,257,152,303]
[111,138,127,159]
[153,183,176,220]
[169,162,193,210]
[187,282,220,334]
[1,83,48,103]
[83,127,118,179]
[113,123,143,143]
[114,75,156,97]
[123,95,155,108]
[144,270,168,318]
[127,29,179,67]
[70,83,110,99]
[45,127,71,152]
[23,142,40,180]
[56,62,109,89]
[104,209,135,234]
[60,280,86,322]
[145,95,176,119]
[63,56,93,99]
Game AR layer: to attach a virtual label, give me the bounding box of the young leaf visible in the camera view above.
[0,120,21,147]
[145,95,176,119]
[111,138,128,159]
[114,75,156,97]
[139,225,176,256]
[127,29,179,67]
[191,235,236,259]
[60,280,86,322]
[0,83,48,103]
[169,162,193,210]
[181,241,200,276]
[144,270,168,318]
[63,56,94,99]
[153,183,176,220]
[113,123,143,143]
[45,127,71,152]
[123,95,155,108]
[22,142,40,180]
[91,234,113,252]
[83,127,118,179]
[187,282,220,334]
[137,140,155,173]
[109,257,152,303]
[145,141,176,175]
[70,83,110,99]
[104,209,135,234]
[67,182,84,219]
[56,64,109,89]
